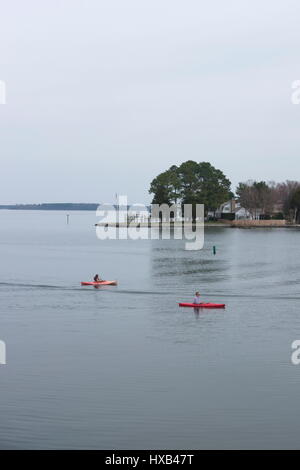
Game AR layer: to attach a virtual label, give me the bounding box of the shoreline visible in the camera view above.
[95,222,299,229]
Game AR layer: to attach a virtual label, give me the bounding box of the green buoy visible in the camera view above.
[213,245,216,255]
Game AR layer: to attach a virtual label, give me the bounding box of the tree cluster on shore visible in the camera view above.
[149,161,232,217]
[236,180,300,223]
[149,161,300,223]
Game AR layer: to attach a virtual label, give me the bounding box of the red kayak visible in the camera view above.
[179,302,225,309]
[81,280,117,286]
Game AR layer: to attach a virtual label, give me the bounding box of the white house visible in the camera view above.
[214,199,255,220]
[235,204,252,220]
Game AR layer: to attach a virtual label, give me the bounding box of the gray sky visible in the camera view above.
[1,0,300,204]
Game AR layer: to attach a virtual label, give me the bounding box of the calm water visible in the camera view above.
[0,210,300,449]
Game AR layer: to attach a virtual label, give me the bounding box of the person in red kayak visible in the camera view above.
[93,274,103,282]
[193,291,202,304]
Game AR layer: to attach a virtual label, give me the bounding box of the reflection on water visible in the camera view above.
[0,212,300,449]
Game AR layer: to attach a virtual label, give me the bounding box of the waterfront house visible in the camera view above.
[215,199,254,220]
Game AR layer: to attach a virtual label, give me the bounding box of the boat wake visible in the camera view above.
[0,282,299,300]
[0,282,165,295]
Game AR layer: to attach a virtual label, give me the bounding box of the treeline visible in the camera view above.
[236,180,300,223]
[0,203,99,211]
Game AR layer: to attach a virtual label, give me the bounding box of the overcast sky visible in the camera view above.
[0,0,300,204]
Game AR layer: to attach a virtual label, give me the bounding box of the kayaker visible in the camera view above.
[193,292,202,304]
[93,274,103,282]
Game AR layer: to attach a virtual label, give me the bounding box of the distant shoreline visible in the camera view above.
[0,204,99,211]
